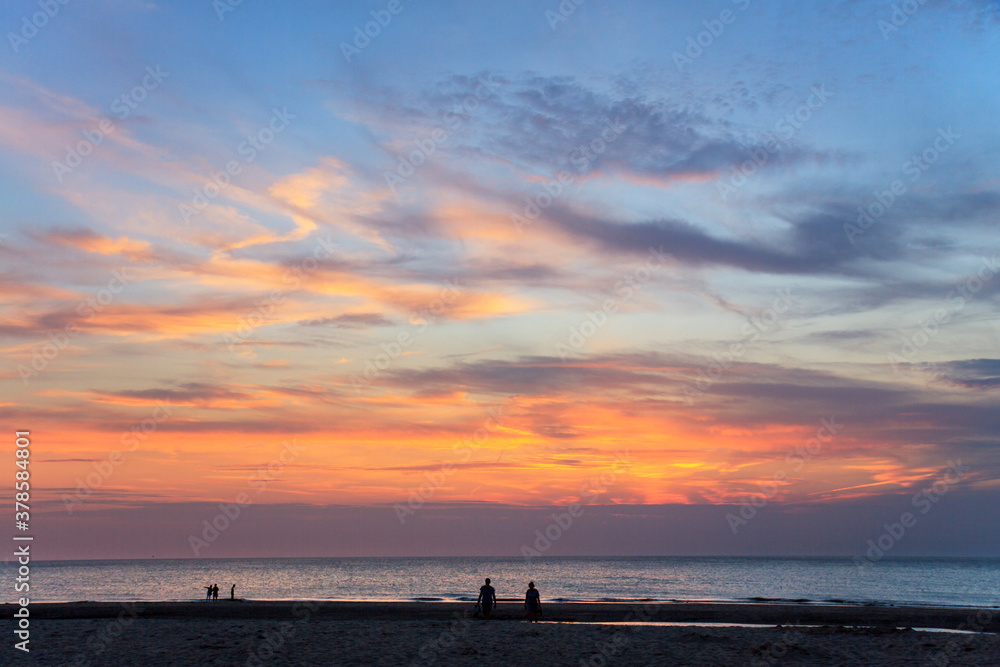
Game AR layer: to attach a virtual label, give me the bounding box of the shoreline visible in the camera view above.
[18,597,1000,606]
[19,596,1000,609]
[11,600,999,632]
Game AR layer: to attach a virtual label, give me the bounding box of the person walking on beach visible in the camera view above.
[230,584,236,600]
[478,578,497,620]
[205,584,213,601]
[212,584,219,600]
[524,581,541,622]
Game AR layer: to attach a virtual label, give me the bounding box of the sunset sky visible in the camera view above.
[2,0,999,559]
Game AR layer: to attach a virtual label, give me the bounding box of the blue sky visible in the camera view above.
[2,0,999,558]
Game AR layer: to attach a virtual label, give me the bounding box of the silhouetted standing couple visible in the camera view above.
[476,578,542,621]
[204,584,219,600]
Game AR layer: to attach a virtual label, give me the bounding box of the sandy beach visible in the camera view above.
[9,600,998,666]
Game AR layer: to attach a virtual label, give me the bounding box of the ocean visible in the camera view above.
[11,556,999,608]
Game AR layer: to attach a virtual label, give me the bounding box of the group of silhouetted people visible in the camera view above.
[476,578,542,622]
[203,584,236,600]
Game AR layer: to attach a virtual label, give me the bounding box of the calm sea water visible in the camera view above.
[11,557,1000,607]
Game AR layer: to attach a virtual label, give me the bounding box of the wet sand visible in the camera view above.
[9,600,998,665]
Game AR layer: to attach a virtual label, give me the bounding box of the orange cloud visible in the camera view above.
[269,157,352,210]
[55,231,152,258]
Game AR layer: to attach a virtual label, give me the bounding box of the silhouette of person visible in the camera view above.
[231,584,236,600]
[212,584,219,600]
[478,578,496,620]
[524,581,541,622]
[204,585,213,601]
